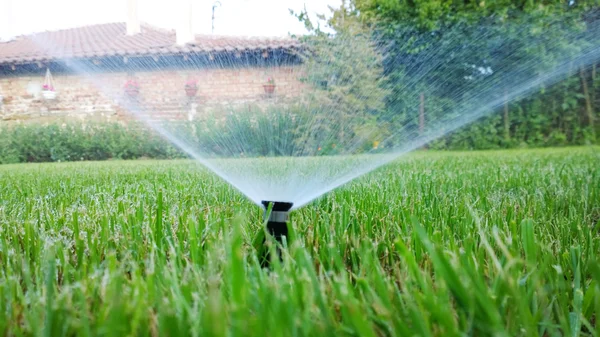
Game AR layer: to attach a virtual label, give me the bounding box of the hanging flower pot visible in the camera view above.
[42,68,57,100]
[263,77,275,94]
[42,85,57,100]
[124,80,140,97]
[184,79,198,97]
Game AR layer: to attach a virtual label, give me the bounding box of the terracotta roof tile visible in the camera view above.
[0,22,300,65]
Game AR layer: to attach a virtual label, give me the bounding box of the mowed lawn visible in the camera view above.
[0,147,599,336]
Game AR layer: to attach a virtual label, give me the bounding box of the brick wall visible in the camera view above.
[0,65,306,123]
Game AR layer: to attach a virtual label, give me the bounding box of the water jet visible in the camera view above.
[19,12,600,216]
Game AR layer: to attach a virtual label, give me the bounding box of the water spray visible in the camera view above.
[22,12,600,214]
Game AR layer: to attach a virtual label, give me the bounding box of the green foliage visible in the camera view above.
[350,0,599,30]
[431,71,600,149]
[0,147,598,335]
[0,122,186,164]
[2,83,598,166]
[295,1,600,150]
[294,18,389,117]
[285,17,392,154]
[182,106,303,157]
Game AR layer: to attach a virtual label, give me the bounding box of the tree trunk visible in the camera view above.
[580,67,595,130]
[592,63,597,109]
[419,92,425,136]
[553,99,562,135]
[504,89,510,142]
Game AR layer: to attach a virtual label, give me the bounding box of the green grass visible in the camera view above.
[0,147,599,336]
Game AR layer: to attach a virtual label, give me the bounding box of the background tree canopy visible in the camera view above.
[293,0,600,149]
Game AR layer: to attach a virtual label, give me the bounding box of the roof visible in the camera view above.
[0,22,301,65]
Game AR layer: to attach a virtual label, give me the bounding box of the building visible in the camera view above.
[0,20,305,123]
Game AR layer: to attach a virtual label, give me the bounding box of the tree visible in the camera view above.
[293,0,600,149]
[290,11,391,154]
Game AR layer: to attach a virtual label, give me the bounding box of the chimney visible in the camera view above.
[126,0,141,35]
[176,0,194,45]
[0,0,14,42]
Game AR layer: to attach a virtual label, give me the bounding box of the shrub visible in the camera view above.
[0,122,186,164]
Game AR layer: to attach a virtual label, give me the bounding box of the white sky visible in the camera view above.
[0,0,339,39]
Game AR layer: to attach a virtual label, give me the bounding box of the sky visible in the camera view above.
[0,0,339,40]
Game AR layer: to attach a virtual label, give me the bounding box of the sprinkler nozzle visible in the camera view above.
[259,201,293,268]
[261,201,293,241]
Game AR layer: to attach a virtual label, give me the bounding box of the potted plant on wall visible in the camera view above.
[41,84,56,100]
[124,79,140,97]
[263,77,275,94]
[42,68,57,100]
[185,79,198,97]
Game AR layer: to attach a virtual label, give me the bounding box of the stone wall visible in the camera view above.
[0,65,306,123]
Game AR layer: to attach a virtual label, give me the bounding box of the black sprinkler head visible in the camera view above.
[259,201,293,268]
[261,200,293,212]
[261,201,293,241]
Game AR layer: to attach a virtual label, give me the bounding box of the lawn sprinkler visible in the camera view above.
[256,200,293,268]
[262,200,293,240]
